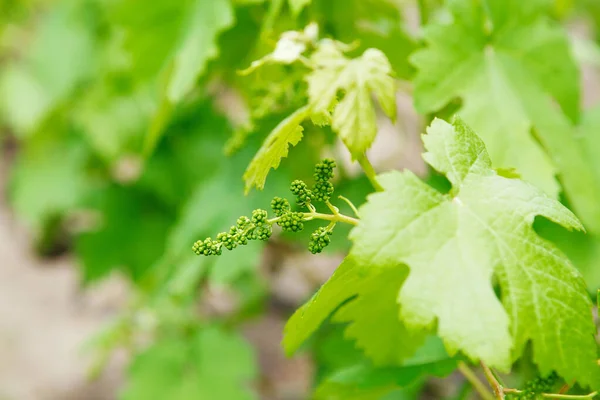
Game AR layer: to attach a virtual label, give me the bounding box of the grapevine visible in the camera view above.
[4,0,600,399]
[192,159,358,256]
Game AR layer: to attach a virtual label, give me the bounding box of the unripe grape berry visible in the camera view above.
[308,226,332,254]
[277,211,305,232]
[271,197,291,216]
[290,180,312,205]
[312,181,334,202]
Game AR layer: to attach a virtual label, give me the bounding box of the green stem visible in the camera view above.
[324,200,340,215]
[267,211,359,226]
[542,392,598,399]
[338,195,360,217]
[305,211,359,226]
[457,362,495,400]
[357,154,383,192]
[481,362,505,400]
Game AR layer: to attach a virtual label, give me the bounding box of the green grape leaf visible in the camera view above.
[167,0,234,101]
[316,352,455,400]
[75,85,153,161]
[113,0,233,102]
[350,117,599,386]
[121,327,257,400]
[307,42,396,158]
[331,263,428,365]
[75,187,172,282]
[314,335,455,400]
[411,0,579,199]
[535,217,600,293]
[315,361,455,400]
[318,0,417,80]
[239,23,318,75]
[283,257,427,365]
[535,106,600,291]
[243,106,309,193]
[0,2,96,135]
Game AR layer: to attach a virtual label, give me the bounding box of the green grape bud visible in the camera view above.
[314,158,336,182]
[237,216,252,230]
[192,238,221,256]
[290,180,312,205]
[251,209,269,225]
[308,226,333,254]
[255,224,272,241]
[271,196,291,216]
[216,232,237,250]
[312,181,334,202]
[277,211,305,232]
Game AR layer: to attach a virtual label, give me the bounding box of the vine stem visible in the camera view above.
[457,362,495,400]
[542,393,598,399]
[481,362,505,400]
[305,211,359,226]
[267,211,359,226]
[357,154,383,192]
[338,195,360,216]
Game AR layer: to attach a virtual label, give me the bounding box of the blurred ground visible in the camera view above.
[0,152,129,400]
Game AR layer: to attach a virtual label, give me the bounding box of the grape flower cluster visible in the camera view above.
[193,158,346,256]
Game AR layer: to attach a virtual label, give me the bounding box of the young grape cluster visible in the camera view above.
[193,159,343,256]
[308,226,333,254]
[192,209,272,256]
[508,372,560,400]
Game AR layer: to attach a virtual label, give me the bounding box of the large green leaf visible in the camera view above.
[316,0,417,80]
[167,0,234,101]
[411,0,600,233]
[0,1,96,135]
[350,117,598,386]
[113,0,233,101]
[75,187,173,282]
[283,257,427,365]
[315,337,456,400]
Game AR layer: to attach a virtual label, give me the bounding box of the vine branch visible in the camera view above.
[542,393,598,399]
[338,195,360,216]
[481,362,505,400]
[268,210,359,226]
[457,362,495,400]
[357,153,383,192]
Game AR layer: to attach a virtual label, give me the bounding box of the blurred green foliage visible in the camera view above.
[2,0,600,398]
